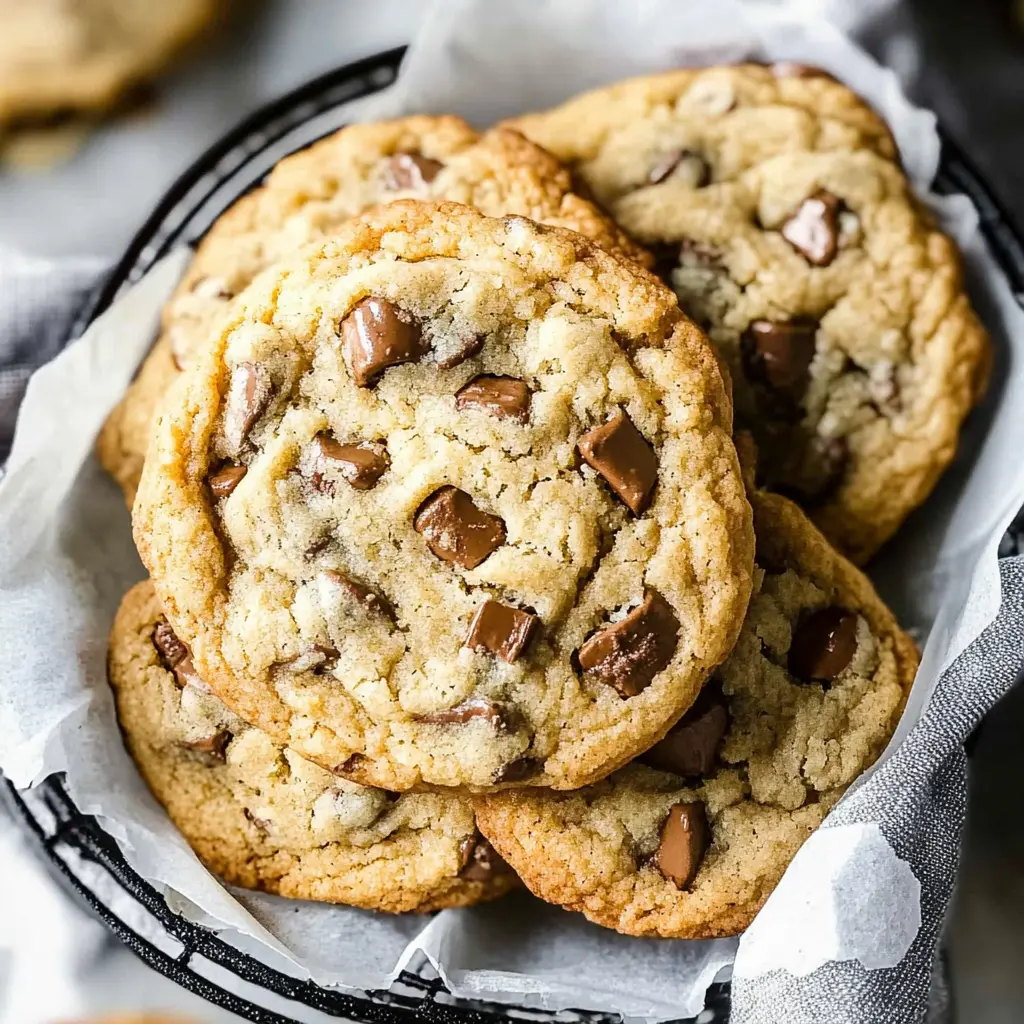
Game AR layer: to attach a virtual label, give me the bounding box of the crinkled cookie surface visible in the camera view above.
[98,116,647,504]
[110,580,515,911]
[133,200,754,792]
[474,488,918,937]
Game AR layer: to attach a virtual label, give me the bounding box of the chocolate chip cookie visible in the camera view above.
[513,74,989,560]
[474,485,918,937]
[97,117,648,505]
[0,0,217,127]
[110,580,516,911]
[132,200,754,793]
[506,63,898,207]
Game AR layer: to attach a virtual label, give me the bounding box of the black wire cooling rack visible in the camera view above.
[2,43,1024,1024]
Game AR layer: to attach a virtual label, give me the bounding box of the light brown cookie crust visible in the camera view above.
[132,199,754,793]
[109,580,516,912]
[505,63,898,203]
[0,0,219,126]
[512,71,988,562]
[97,117,649,505]
[474,487,918,937]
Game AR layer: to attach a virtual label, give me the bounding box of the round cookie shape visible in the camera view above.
[0,0,217,126]
[504,63,897,210]
[97,117,648,505]
[109,580,516,912]
[612,146,989,562]
[474,487,919,938]
[133,200,755,793]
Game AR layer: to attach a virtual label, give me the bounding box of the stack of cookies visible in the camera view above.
[104,64,987,938]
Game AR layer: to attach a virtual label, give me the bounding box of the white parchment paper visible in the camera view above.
[2,1,1023,1019]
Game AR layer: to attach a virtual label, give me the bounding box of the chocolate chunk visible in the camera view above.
[771,62,836,80]
[414,486,506,569]
[383,152,444,191]
[464,600,538,663]
[333,753,368,776]
[319,569,393,621]
[312,433,389,492]
[655,801,709,889]
[224,362,271,454]
[171,653,205,691]
[419,696,517,731]
[435,334,485,370]
[208,463,247,498]
[459,835,510,881]
[740,319,817,394]
[455,375,531,423]
[181,729,231,761]
[577,591,679,698]
[153,619,188,670]
[781,189,843,267]
[648,149,710,188]
[797,435,850,504]
[493,755,540,784]
[639,687,728,777]
[788,606,859,683]
[340,297,426,387]
[577,411,658,515]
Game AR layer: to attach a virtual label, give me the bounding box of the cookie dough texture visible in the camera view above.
[110,580,515,911]
[509,65,990,563]
[475,488,919,937]
[133,200,754,793]
[0,0,217,126]
[98,116,648,504]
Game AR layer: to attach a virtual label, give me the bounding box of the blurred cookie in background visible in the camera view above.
[0,0,222,169]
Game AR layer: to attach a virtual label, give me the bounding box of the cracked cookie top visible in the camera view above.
[474,486,918,937]
[133,200,754,792]
[109,580,516,911]
[505,62,897,205]
[513,71,988,561]
[97,116,648,504]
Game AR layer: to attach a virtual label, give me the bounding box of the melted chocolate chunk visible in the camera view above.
[224,362,271,454]
[455,375,531,423]
[181,729,231,761]
[788,606,859,683]
[312,433,389,492]
[459,835,511,881]
[464,600,538,663]
[341,297,426,387]
[577,591,680,698]
[740,319,817,395]
[655,801,708,889]
[383,152,444,190]
[419,696,517,731]
[577,411,658,515]
[781,189,843,267]
[639,686,728,777]
[208,463,247,498]
[319,569,394,621]
[648,149,710,188]
[153,619,187,670]
[493,756,540,784]
[414,486,506,570]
